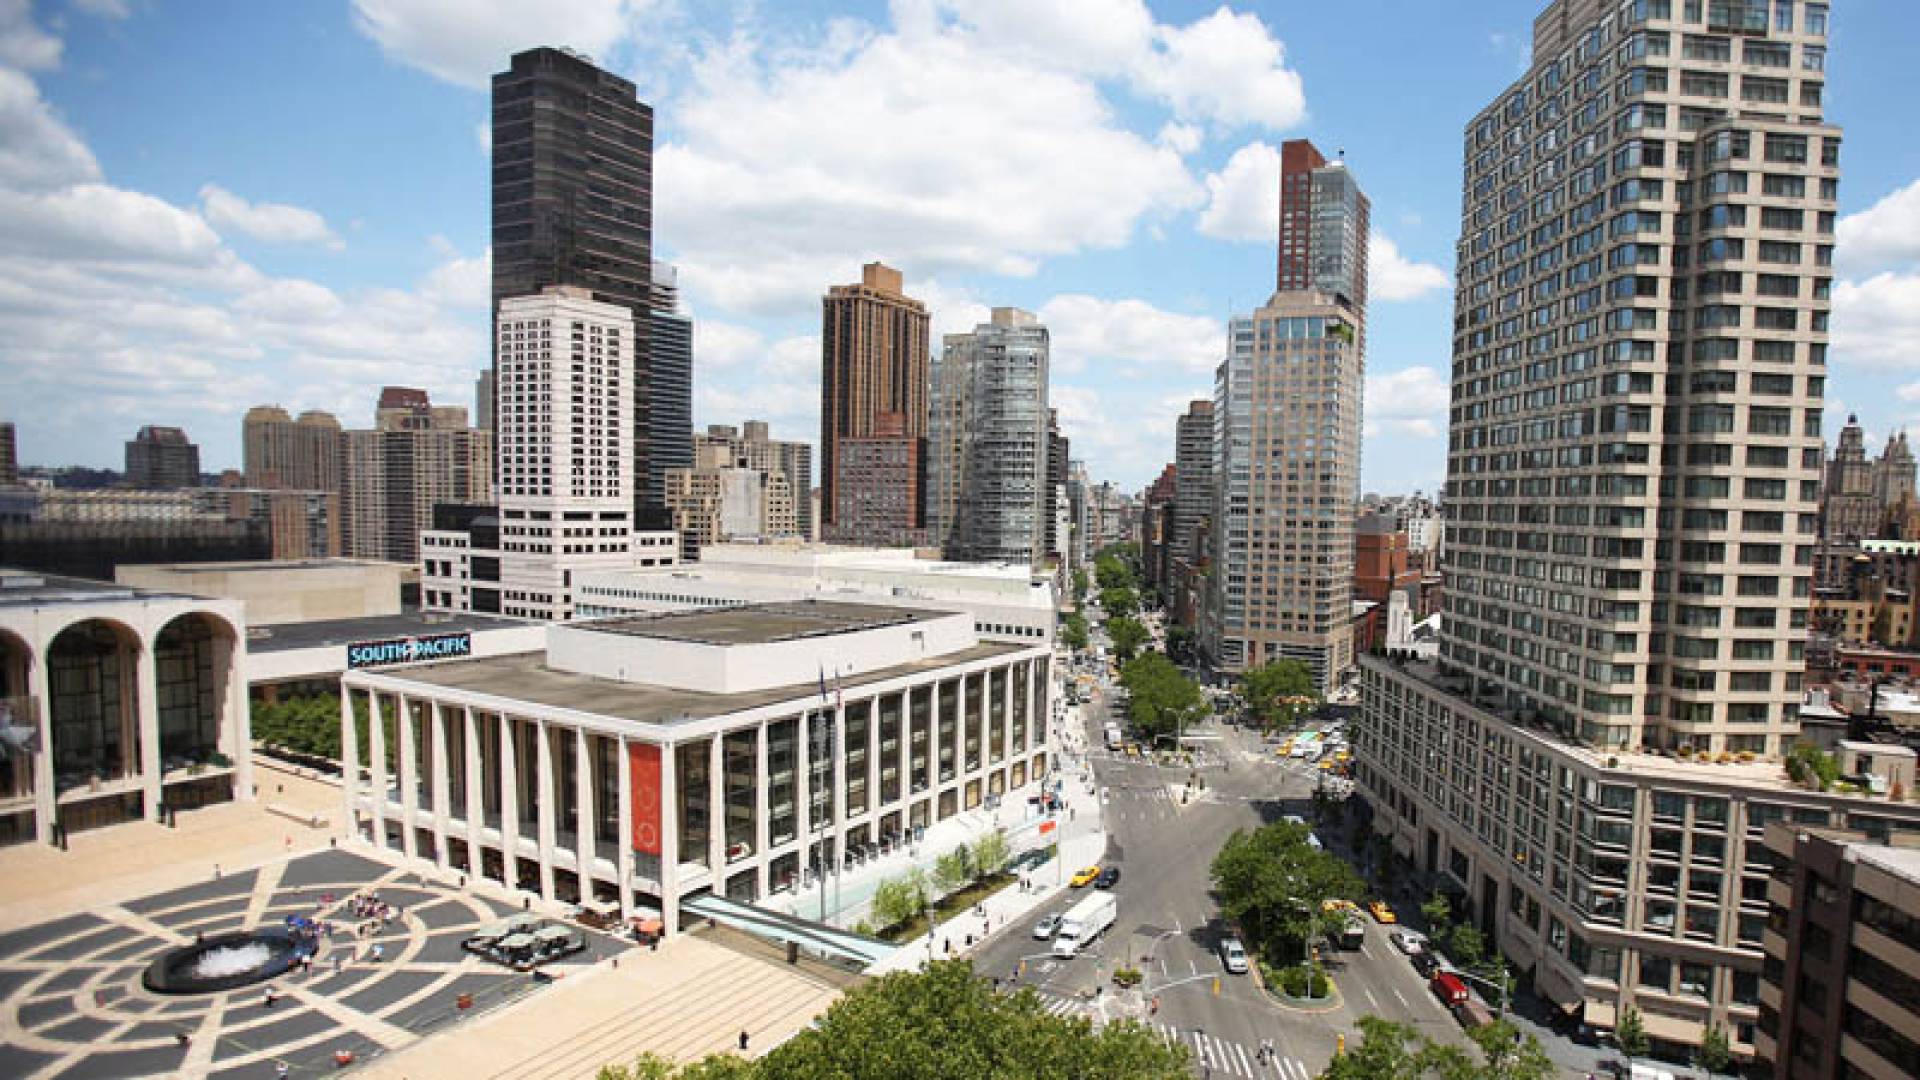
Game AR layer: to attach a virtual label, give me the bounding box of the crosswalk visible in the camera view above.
[1028,993,1315,1079]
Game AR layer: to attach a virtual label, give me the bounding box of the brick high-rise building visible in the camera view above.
[1276,139,1369,309]
[340,388,491,564]
[243,406,341,492]
[124,426,200,490]
[825,411,925,548]
[1173,400,1214,562]
[819,263,930,538]
[695,421,812,539]
[0,421,16,487]
[492,48,663,520]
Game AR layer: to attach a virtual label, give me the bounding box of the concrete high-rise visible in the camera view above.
[663,443,797,555]
[647,261,695,521]
[475,369,495,431]
[1173,400,1214,561]
[1208,293,1363,688]
[340,388,491,563]
[242,406,341,492]
[0,421,17,487]
[819,262,930,539]
[943,308,1051,566]
[694,421,812,538]
[124,426,200,490]
[491,48,661,518]
[1353,0,1853,1059]
[926,331,972,550]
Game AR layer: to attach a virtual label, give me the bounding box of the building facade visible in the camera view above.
[694,421,812,540]
[1356,0,1853,1060]
[341,389,492,564]
[1276,138,1370,308]
[662,445,798,555]
[1173,400,1215,567]
[1208,292,1362,689]
[946,309,1051,567]
[819,263,930,536]
[1756,824,1920,1079]
[824,412,926,549]
[243,407,341,493]
[0,422,16,487]
[124,426,200,490]
[339,602,1051,934]
[647,262,696,523]
[491,48,662,520]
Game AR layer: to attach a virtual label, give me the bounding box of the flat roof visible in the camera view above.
[575,600,946,646]
[0,568,198,608]
[1854,842,1920,886]
[248,611,538,653]
[363,640,1029,727]
[129,559,403,574]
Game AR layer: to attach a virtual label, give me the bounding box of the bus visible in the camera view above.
[1104,724,1124,750]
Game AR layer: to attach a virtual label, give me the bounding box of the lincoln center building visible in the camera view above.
[338,601,1051,933]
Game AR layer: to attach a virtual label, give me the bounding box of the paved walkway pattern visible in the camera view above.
[0,849,629,1080]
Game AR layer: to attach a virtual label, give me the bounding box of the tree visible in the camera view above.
[1316,1017,1552,1080]
[1099,585,1139,619]
[1319,1016,1432,1080]
[1457,1020,1554,1080]
[1615,1004,1650,1060]
[972,830,1010,878]
[1242,660,1320,730]
[1107,617,1149,662]
[1421,892,1452,938]
[759,959,1189,1079]
[1697,1023,1731,1074]
[1118,653,1205,741]
[1210,820,1364,965]
[1060,612,1089,651]
[1094,553,1136,593]
[931,845,974,895]
[1448,924,1485,969]
[1786,742,1841,791]
[872,870,928,929]
[598,1053,750,1080]
[1071,568,1090,601]
[1166,625,1196,665]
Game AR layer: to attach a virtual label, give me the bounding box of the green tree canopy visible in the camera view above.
[1060,612,1090,651]
[1107,617,1149,662]
[972,830,1010,878]
[1616,1004,1650,1059]
[758,960,1189,1080]
[1210,820,1364,963]
[931,845,974,895]
[871,869,928,929]
[1094,553,1135,593]
[1071,568,1090,600]
[1098,585,1139,619]
[1118,653,1205,741]
[1241,660,1320,729]
[1315,1017,1553,1080]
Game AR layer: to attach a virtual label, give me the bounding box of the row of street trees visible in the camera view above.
[1210,819,1364,995]
[1117,652,1206,742]
[1317,1015,1554,1080]
[867,831,1012,935]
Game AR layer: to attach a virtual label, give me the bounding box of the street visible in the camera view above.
[975,670,1462,1080]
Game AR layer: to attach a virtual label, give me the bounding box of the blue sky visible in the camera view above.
[3,0,1918,495]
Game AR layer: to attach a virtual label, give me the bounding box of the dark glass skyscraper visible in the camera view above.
[491,47,669,518]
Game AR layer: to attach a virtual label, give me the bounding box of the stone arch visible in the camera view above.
[0,628,34,807]
[45,617,143,794]
[153,610,241,770]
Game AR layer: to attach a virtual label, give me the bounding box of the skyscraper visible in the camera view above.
[1207,137,1367,689]
[475,369,495,431]
[819,262,930,538]
[124,426,200,490]
[647,261,695,521]
[243,407,341,492]
[1354,0,1853,1057]
[0,421,17,487]
[340,388,491,563]
[926,331,973,550]
[945,308,1052,566]
[1173,400,1214,561]
[491,48,660,517]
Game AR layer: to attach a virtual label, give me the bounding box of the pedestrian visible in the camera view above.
[738,1030,750,1052]
[371,943,384,963]
[213,863,221,880]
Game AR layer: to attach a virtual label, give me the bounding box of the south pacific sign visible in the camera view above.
[346,632,473,669]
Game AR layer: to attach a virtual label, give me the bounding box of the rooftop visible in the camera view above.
[576,600,940,646]
[247,610,537,653]
[128,559,403,574]
[0,568,198,608]
[1853,840,1920,886]
[359,639,1027,728]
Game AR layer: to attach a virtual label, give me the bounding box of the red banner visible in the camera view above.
[628,743,662,855]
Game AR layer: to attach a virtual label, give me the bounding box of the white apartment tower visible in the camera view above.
[490,286,644,619]
[945,308,1052,567]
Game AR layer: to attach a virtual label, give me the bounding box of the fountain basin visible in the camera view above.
[142,929,307,995]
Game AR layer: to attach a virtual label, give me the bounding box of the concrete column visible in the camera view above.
[866,698,881,826]
[462,706,484,872]
[896,692,912,828]
[498,713,520,891]
[396,695,419,860]
[429,700,452,871]
[534,718,557,901]
[135,639,162,822]
[660,740,680,935]
[368,690,389,850]
[223,634,253,802]
[576,728,597,879]
[755,720,771,898]
[339,686,359,844]
[616,735,634,921]
[29,653,54,846]
[831,703,848,884]
[707,735,725,879]
[1001,662,1014,765]
[796,710,812,881]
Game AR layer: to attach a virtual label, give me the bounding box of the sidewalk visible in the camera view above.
[868,703,1109,974]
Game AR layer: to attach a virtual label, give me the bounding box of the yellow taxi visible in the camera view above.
[1368,900,1398,924]
[1070,866,1102,888]
[1322,898,1360,915]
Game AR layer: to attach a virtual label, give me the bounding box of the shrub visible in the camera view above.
[1275,963,1329,999]
[1112,967,1144,988]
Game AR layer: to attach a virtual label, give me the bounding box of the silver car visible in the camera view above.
[1032,913,1062,940]
[1219,936,1249,974]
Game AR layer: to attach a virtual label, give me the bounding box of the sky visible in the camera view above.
[2,0,1919,496]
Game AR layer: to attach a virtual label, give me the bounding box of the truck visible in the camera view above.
[1051,891,1118,958]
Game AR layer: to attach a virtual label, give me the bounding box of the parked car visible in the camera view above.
[1095,867,1121,889]
[1070,866,1101,888]
[1430,970,1470,1006]
[1389,929,1429,955]
[1412,950,1447,978]
[1219,936,1249,974]
[1032,913,1062,940]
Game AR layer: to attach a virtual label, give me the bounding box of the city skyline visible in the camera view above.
[5,1,1917,494]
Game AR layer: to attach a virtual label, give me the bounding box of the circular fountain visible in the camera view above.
[142,929,308,994]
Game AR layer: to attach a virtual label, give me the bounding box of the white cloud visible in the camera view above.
[1364,365,1449,439]
[1048,381,1190,487]
[0,0,60,71]
[1196,139,1277,242]
[0,68,99,190]
[1368,232,1450,302]
[1038,294,1221,376]
[1135,6,1306,131]
[660,16,1201,320]
[474,120,491,155]
[70,0,132,18]
[348,0,651,88]
[417,245,490,309]
[1157,122,1202,155]
[199,184,344,249]
[0,182,227,266]
[1834,272,1920,368]
[1837,178,1920,275]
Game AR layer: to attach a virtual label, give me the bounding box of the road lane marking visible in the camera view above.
[1364,988,1379,1008]
[1392,987,1409,1009]
[1231,1041,1252,1074]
